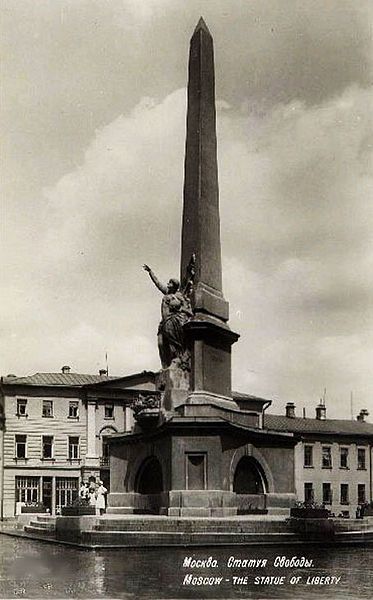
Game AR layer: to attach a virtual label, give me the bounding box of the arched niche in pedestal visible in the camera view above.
[233,456,268,494]
[134,456,164,495]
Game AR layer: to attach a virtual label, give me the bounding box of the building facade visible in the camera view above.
[0,368,155,518]
[265,403,373,518]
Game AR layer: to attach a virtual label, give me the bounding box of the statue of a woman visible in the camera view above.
[143,264,193,368]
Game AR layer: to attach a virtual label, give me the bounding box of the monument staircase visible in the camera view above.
[23,515,56,537]
[23,513,298,546]
[20,514,373,547]
[82,520,297,547]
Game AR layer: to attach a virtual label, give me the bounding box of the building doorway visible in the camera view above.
[100,470,110,493]
[42,477,53,513]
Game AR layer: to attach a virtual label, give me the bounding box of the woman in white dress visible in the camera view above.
[88,480,96,508]
[95,480,107,515]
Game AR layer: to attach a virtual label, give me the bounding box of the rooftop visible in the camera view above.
[264,413,373,436]
[1,369,158,389]
[1,372,117,387]
[232,391,270,403]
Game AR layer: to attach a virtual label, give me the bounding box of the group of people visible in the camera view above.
[355,503,371,519]
[79,479,107,515]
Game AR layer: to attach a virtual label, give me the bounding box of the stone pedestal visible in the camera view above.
[184,318,239,401]
[107,490,296,517]
[157,364,190,412]
[166,490,238,517]
[107,490,238,517]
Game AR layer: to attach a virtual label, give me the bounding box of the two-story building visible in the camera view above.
[265,402,373,517]
[0,367,156,518]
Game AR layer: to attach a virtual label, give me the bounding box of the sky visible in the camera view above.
[1,0,372,419]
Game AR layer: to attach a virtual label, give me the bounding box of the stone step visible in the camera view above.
[28,520,55,530]
[80,529,299,547]
[334,530,373,544]
[35,516,56,524]
[334,519,373,532]
[24,525,56,537]
[266,508,291,515]
[106,507,134,515]
[100,516,287,523]
[335,527,373,536]
[94,519,290,534]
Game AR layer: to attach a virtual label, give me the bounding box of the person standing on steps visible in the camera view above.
[96,480,107,516]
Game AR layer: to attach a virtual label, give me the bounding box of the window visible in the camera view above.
[304,482,314,504]
[68,401,79,419]
[304,445,313,467]
[42,435,53,459]
[357,448,366,470]
[340,447,349,469]
[15,476,39,504]
[358,484,366,505]
[104,404,114,419]
[100,440,110,467]
[42,400,53,418]
[322,483,332,505]
[16,398,27,417]
[68,436,79,460]
[322,446,332,468]
[56,478,78,511]
[15,435,27,459]
[340,484,349,505]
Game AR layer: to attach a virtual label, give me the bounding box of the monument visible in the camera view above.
[143,17,239,413]
[108,19,297,517]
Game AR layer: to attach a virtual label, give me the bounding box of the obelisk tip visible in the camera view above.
[193,17,211,36]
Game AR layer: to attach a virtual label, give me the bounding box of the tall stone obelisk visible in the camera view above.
[181,18,239,405]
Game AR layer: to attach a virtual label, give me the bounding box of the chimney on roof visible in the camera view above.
[61,365,71,374]
[99,369,107,377]
[285,402,296,418]
[357,409,369,422]
[316,402,326,420]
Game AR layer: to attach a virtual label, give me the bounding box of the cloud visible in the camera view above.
[41,88,187,270]
[123,0,173,20]
[0,88,188,375]
[1,1,372,418]
[219,84,373,415]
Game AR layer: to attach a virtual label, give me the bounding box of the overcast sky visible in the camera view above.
[1,0,372,419]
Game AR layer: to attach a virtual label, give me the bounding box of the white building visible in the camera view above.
[0,368,156,518]
[265,403,373,517]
